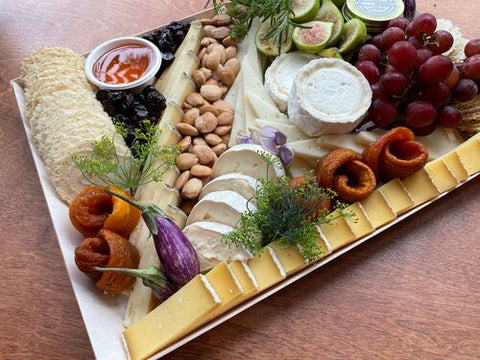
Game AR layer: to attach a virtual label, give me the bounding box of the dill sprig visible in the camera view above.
[71,120,179,196]
[224,174,355,264]
[206,0,299,51]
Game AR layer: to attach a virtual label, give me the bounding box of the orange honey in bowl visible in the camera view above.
[92,43,154,85]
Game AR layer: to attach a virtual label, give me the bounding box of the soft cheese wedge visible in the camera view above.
[212,144,285,181]
[183,221,251,272]
[186,190,254,227]
[264,51,318,112]
[288,58,372,136]
[199,173,258,200]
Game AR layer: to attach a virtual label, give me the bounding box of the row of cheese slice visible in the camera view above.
[123,134,480,360]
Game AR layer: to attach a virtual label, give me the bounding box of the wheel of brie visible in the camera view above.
[288,58,372,137]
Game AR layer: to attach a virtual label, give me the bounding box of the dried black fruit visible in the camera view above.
[96,89,110,101]
[142,33,156,44]
[133,104,149,122]
[101,99,117,117]
[146,91,166,115]
[168,21,185,32]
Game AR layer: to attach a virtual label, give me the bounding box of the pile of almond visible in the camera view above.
[175,14,240,214]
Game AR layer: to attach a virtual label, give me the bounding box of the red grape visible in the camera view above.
[426,30,454,54]
[410,13,437,37]
[388,17,409,30]
[464,39,480,58]
[443,66,460,89]
[437,106,462,128]
[419,55,454,84]
[464,54,480,79]
[388,40,417,71]
[381,27,406,50]
[356,61,379,84]
[405,22,415,37]
[405,101,437,128]
[419,82,451,107]
[453,78,479,101]
[369,98,398,127]
[379,71,408,95]
[415,48,433,68]
[407,36,424,49]
[411,122,437,136]
[370,34,384,51]
[370,83,388,100]
[358,44,382,63]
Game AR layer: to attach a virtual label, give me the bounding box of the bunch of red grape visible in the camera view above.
[355,13,480,135]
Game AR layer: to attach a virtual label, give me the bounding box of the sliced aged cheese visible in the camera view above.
[123,275,220,360]
[378,178,414,215]
[264,51,319,112]
[227,260,259,308]
[253,118,311,142]
[288,58,372,136]
[401,169,440,206]
[318,210,356,251]
[199,173,258,200]
[456,139,480,175]
[247,247,286,292]
[183,221,251,272]
[186,190,254,227]
[267,241,306,276]
[344,202,374,239]
[229,66,246,147]
[360,190,396,229]
[212,144,285,181]
[441,151,469,182]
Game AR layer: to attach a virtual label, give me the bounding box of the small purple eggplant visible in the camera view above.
[106,189,200,285]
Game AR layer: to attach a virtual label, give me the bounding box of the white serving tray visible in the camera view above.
[11,8,480,360]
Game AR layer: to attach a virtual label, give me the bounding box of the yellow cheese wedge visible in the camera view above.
[360,190,396,228]
[344,202,374,239]
[165,204,187,228]
[313,225,334,257]
[441,151,469,182]
[123,275,220,360]
[424,159,459,192]
[247,247,286,292]
[456,139,480,176]
[401,169,440,206]
[267,241,307,276]
[168,66,198,106]
[378,178,414,214]
[319,210,356,251]
[226,261,259,308]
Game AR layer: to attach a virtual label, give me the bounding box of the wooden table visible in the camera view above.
[1,1,479,359]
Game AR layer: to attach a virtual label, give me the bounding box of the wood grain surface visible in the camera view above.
[1,1,479,359]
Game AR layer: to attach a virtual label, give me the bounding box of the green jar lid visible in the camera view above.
[346,0,404,22]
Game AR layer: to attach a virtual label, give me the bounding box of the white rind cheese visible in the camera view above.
[264,51,319,112]
[186,190,254,227]
[253,118,312,142]
[183,221,252,272]
[200,173,259,200]
[212,144,285,181]
[288,58,372,136]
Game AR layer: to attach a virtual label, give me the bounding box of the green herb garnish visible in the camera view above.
[206,0,299,51]
[223,167,356,264]
[72,120,179,195]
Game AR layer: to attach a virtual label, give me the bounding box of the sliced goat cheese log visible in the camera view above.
[264,51,319,112]
[186,190,255,227]
[200,173,258,200]
[288,58,372,136]
[213,144,285,181]
[183,221,252,272]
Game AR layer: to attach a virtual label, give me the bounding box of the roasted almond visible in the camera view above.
[192,137,208,146]
[213,99,234,114]
[207,43,225,54]
[174,170,191,191]
[211,26,230,40]
[212,142,227,155]
[200,84,223,102]
[224,58,241,76]
[222,36,235,48]
[191,144,216,164]
[190,164,214,177]
[217,111,234,126]
[200,103,222,116]
[204,133,223,146]
[185,92,205,107]
[200,18,216,26]
[181,178,203,199]
[182,107,200,126]
[221,133,231,144]
[195,112,218,133]
[203,25,216,38]
[225,46,237,60]
[214,125,232,136]
[176,153,199,171]
[205,78,219,86]
[198,47,207,62]
[205,50,221,70]
[178,136,192,151]
[199,67,212,80]
[213,14,232,26]
[219,65,235,87]
[192,69,206,88]
[176,123,199,136]
[179,199,196,215]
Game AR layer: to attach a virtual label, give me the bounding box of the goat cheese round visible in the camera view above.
[183,221,252,272]
[264,51,318,112]
[288,58,372,136]
[200,173,258,200]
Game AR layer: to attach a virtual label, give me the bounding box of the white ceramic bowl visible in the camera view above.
[85,36,161,91]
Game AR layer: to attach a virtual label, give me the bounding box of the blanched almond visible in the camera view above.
[181,178,203,199]
[182,108,200,126]
[212,143,227,155]
[178,136,192,151]
[204,133,223,146]
[176,153,199,171]
[191,144,216,164]
[217,111,234,125]
[176,123,199,136]
[174,171,191,190]
[200,84,222,102]
[190,164,213,177]
[185,92,205,107]
[195,112,218,133]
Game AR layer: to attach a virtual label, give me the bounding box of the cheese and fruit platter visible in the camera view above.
[11,0,480,359]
